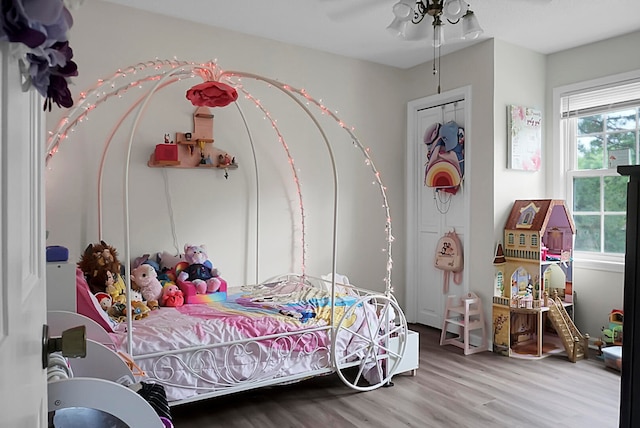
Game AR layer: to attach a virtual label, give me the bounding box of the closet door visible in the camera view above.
[406,89,469,329]
[0,45,48,425]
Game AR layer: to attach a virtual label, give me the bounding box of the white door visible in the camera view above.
[406,88,470,329]
[0,45,48,425]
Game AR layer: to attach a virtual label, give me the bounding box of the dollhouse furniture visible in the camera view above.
[491,199,588,361]
[440,292,488,355]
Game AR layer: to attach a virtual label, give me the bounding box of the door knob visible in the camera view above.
[42,324,87,369]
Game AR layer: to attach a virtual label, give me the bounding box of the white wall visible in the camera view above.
[493,40,547,236]
[545,30,640,340]
[45,1,406,299]
[404,41,497,320]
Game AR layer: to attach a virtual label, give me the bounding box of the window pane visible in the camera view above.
[574,215,601,252]
[604,214,626,253]
[606,109,637,131]
[577,136,604,169]
[607,131,636,165]
[578,115,603,135]
[573,177,600,211]
[604,175,629,212]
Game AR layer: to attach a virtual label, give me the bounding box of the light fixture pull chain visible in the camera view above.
[432,41,442,94]
[437,43,441,94]
[432,41,437,77]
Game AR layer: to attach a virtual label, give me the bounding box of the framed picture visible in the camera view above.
[507,105,542,171]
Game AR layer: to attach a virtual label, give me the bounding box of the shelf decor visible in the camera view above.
[507,105,542,171]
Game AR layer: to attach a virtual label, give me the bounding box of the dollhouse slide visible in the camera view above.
[547,295,589,363]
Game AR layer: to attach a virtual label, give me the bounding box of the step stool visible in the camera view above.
[440,292,488,355]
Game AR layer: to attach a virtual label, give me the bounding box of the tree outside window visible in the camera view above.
[569,108,636,254]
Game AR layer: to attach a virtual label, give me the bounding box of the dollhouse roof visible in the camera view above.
[504,199,576,235]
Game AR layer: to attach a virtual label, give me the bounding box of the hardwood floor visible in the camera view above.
[171,324,621,428]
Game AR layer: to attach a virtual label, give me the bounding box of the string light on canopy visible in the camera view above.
[387,0,483,93]
[46,59,395,294]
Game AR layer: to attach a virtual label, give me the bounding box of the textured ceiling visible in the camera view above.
[102,0,640,69]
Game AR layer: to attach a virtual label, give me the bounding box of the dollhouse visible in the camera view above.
[492,200,588,361]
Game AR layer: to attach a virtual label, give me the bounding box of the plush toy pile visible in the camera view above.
[78,241,228,318]
[78,240,155,322]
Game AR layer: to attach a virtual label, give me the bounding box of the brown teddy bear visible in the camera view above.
[77,240,122,295]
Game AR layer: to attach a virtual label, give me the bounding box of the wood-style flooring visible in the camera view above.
[171,324,621,428]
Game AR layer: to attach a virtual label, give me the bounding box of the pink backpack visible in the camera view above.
[434,229,464,293]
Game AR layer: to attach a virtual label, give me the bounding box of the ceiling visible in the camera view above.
[101,0,640,69]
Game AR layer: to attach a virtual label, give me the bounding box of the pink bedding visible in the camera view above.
[110,279,373,402]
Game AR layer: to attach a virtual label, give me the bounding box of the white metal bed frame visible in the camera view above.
[46,59,408,405]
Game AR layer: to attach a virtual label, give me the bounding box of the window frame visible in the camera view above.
[552,70,640,272]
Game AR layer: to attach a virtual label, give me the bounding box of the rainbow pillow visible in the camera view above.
[183,291,227,304]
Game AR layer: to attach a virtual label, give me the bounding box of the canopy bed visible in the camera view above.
[45,59,410,407]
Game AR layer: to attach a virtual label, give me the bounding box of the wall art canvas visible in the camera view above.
[508,105,542,171]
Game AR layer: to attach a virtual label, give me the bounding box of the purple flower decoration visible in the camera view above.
[27,41,78,110]
[1,0,78,110]
[0,0,46,48]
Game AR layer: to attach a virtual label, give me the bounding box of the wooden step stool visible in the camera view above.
[440,292,488,355]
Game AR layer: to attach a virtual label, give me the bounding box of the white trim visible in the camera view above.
[552,69,640,261]
[405,85,472,323]
[551,69,640,199]
[573,256,625,274]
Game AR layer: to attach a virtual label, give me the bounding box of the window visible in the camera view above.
[557,75,640,259]
[531,234,538,248]
[519,234,526,246]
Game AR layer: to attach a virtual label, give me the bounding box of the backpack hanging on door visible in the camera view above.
[434,229,463,294]
[424,121,465,195]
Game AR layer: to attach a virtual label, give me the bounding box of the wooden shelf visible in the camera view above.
[148,142,237,170]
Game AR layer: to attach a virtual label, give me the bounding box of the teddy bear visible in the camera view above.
[161,282,184,307]
[77,240,122,295]
[131,264,163,309]
[177,243,226,294]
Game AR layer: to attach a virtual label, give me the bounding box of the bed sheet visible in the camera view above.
[110,279,376,402]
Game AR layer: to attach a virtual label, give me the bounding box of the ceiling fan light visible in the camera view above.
[392,1,414,20]
[386,17,408,38]
[443,0,468,21]
[462,10,483,40]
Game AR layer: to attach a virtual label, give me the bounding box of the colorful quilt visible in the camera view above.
[110,278,373,402]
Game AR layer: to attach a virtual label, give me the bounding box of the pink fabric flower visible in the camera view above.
[185,81,238,107]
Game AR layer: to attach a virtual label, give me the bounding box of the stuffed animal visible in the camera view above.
[161,282,184,307]
[77,240,122,294]
[95,292,112,312]
[105,270,126,305]
[177,244,226,294]
[108,302,127,323]
[131,264,163,309]
[131,300,151,320]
